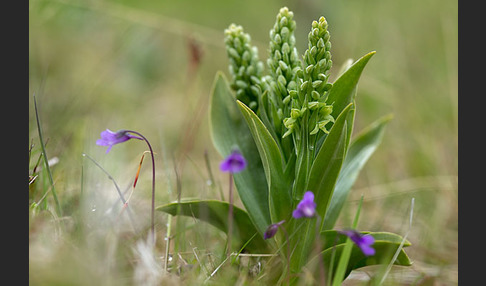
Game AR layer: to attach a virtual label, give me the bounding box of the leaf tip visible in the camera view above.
[382,113,394,122]
[364,51,377,59]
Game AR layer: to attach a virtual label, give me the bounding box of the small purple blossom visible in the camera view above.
[338,229,375,256]
[219,150,247,173]
[264,220,285,240]
[96,129,142,153]
[292,191,317,219]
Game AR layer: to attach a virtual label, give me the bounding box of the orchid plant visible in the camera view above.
[156,7,412,284]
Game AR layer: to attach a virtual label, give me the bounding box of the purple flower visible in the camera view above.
[292,191,317,219]
[264,220,285,240]
[338,229,375,256]
[96,129,142,153]
[219,150,247,173]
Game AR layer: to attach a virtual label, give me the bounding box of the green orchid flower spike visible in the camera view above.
[157,6,412,285]
[266,7,302,139]
[224,24,265,112]
[283,16,334,144]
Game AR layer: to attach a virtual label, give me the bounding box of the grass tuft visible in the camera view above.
[33,92,62,218]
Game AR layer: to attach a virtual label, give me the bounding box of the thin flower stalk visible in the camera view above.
[219,150,247,256]
[97,129,157,246]
[264,220,290,285]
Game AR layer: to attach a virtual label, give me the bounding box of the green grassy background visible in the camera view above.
[29,0,457,284]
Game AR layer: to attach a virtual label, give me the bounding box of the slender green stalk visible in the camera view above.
[227,173,234,257]
[376,197,415,285]
[171,156,184,267]
[332,195,364,286]
[326,233,340,286]
[164,215,172,273]
[280,224,291,286]
[314,216,326,285]
[231,232,259,265]
[125,130,156,246]
[33,93,62,217]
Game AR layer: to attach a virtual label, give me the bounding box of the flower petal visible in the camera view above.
[219,150,247,173]
[292,191,316,218]
[263,220,285,240]
[303,191,314,202]
[96,129,137,153]
[96,138,109,146]
[292,209,304,219]
[360,234,375,245]
[359,244,375,256]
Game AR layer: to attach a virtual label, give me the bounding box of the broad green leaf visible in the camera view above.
[327,51,376,120]
[307,103,353,229]
[156,200,268,253]
[237,100,292,224]
[327,51,375,152]
[306,230,412,282]
[322,114,393,230]
[209,72,271,235]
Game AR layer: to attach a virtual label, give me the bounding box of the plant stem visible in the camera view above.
[126,130,156,246]
[280,225,291,286]
[332,196,364,286]
[164,215,172,273]
[314,216,326,286]
[227,172,234,257]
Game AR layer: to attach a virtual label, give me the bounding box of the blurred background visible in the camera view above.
[29,0,457,284]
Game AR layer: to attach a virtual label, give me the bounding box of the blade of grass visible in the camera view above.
[28,139,34,168]
[204,254,232,283]
[33,93,62,217]
[326,234,340,286]
[231,232,258,265]
[376,197,415,285]
[31,139,48,176]
[332,195,364,286]
[164,214,172,273]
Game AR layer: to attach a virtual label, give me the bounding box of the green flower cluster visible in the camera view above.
[283,16,334,139]
[266,7,302,135]
[224,24,264,111]
[224,9,335,152]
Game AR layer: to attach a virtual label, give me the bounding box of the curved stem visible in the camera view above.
[126,130,156,246]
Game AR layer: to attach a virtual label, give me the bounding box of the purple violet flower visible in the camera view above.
[264,220,285,240]
[219,150,247,173]
[292,191,317,219]
[96,129,142,153]
[338,229,375,256]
